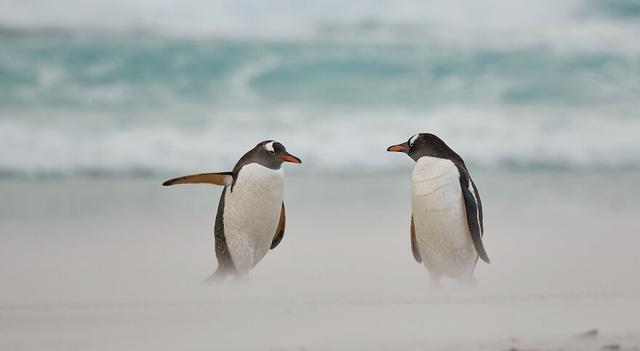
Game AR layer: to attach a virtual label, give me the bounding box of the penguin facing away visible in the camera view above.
[387,133,489,283]
[163,140,301,282]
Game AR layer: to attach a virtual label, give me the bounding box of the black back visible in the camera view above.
[213,187,237,276]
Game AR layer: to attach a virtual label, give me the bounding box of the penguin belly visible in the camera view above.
[411,156,477,279]
[222,164,284,274]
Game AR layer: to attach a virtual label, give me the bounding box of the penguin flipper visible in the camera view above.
[459,174,490,263]
[162,172,233,186]
[270,202,286,250]
[411,214,422,263]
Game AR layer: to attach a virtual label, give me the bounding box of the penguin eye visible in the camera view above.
[268,149,275,155]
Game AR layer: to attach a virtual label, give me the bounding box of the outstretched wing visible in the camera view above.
[270,202,286,249]
[458,169,490,263]
[410,214,422,263]
[162,172,233,186]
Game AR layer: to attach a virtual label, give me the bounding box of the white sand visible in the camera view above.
[1,171,639,350]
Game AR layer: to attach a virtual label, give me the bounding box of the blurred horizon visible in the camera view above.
[1,0,639,176]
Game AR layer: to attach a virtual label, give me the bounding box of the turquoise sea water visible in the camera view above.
[1,0,639,175]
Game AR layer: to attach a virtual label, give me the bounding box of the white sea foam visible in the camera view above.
[1,106,639,175]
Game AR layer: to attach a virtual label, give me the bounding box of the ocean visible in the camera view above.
[1,0,639,175]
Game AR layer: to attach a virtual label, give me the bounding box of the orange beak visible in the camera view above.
[280,153,302,164]
[387,143,408,153]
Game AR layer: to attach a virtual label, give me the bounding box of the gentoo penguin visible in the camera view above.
[387,133,489,283]
[163,140,301,281]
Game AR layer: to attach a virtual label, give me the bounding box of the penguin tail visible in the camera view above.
[478,249,490,264]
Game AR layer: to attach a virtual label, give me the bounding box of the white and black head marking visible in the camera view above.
[232,140,302,174]
[409,133,419,148]
[264,141,276,153]
[387,133,464,163]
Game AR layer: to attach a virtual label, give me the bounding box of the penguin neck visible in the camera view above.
[408,143,464,164]
[412,156,460,191]
[231,163,284,193]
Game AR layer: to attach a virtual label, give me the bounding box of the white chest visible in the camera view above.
[411,156,476,277]
[222,163,284,273]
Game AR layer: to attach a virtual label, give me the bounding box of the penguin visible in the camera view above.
[162,140,301,281]
[387,133,489,283]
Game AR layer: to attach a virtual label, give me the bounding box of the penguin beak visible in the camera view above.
[387,143,409,153]
[280,152,302,164]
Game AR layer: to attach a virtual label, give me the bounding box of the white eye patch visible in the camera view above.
[409,134,419,147]
[264,141,275,153]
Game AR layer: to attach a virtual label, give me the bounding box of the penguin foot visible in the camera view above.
[204,269,230,284]
[460,275,477,288]
[428,274,443,289]
[230,274,251,285]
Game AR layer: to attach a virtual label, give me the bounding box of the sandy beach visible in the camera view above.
[1,170,639,350]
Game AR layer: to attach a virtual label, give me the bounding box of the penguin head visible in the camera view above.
[250,140,302,169]
[387,133,463,163]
